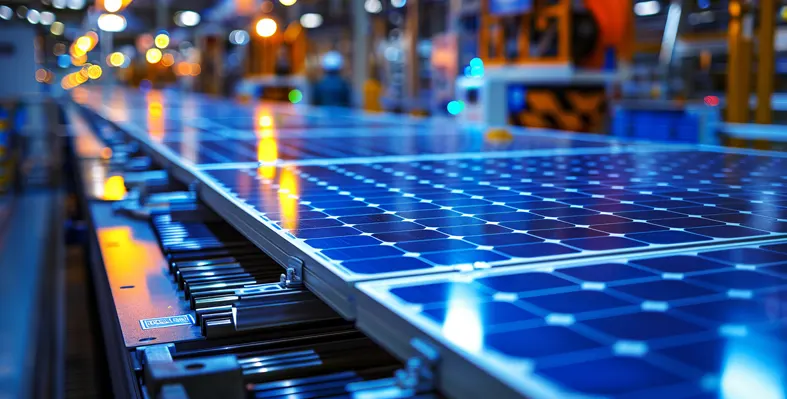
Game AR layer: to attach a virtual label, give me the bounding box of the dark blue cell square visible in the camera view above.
[630,255,730,273]
[373,229,447,243]
[342,255,434,275]
[452,205,514,215]
[320,244,404,261]
[535,357,686,396]
[418,216,487,228]
[339,213,403,224]
[560,214,632,226]
[582,312,706,341]
[529,228,608,240]
[354,221,425,234]
[651,217,726,229]
[559,263,655,283]
[560,197,620,206]
[485,326,603,359]
[382,201,440,211]
[701,248,787,265]
[587,203,653,213]
[326,206,385,217]
[496,242,580,258]
[617,210,690,221]
[463,233,542,246]
[532,207,600,218]
[389,281,469,304]
[304,235,381,249]
[640,200,706,209]
[422,301,538,327]
[664,206,731,216]
[614,280,718,301]
[656,339,732,374]
[689,270,787,290]
[421,249,509,266]
[431,198,491,208]
[396,238,478,253]
[592,222,669,234]
[293,226,361,239]
[286,218,344,229]
[476,272,576,293]
[608,194,671,203]
[500,219,574,231]
[523,290,634,314]
[437,223,512,237]
[677,299,780,325]
[627,230,713,245]
[476,212,543,223]
[393,209,460,219]
[506,200,569,210]
[688,225,769,239]
[306,199,366,209]
[563,236,649,251]
[711,214,787,233]
[763,243,787,255]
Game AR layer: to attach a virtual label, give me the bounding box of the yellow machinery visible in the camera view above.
[465,0,632,132]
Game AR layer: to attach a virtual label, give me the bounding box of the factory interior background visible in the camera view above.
[2,1,787,399]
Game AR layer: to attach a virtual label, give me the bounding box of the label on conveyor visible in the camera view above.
[139,314,195,330]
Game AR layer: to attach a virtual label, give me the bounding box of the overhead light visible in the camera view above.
[26,9,40,24]
[67,0,86,10]
[300,13,322,29]
[175,11,200,27]
[279,0,297,5]
[146,48,162,64]
[229,30,250,45]
[364,0,382,13]
[255,18,277,38]
[104,0,122,13]
[53,0,66,9]
[634,1,660,16]
[97,13,127,32]
[0,6,10,20]
[108,52,125,67]
[391,0,406,7]
[40,11,55,25]
[50,21,65,35]
[155,32,170,48]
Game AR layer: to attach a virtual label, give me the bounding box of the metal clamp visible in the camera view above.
[139,344,244,399]
[279,256,304,289]
[395,337,440,390]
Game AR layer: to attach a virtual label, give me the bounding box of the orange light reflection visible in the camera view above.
[278,167,299,231]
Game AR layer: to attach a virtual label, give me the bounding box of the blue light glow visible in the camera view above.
[447,100,465,115]
[469,57,483,68]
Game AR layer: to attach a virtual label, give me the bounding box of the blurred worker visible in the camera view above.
[313,51,351,107]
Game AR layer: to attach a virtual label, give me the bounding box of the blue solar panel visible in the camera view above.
[203,150,787,281]
[357,241,787,399]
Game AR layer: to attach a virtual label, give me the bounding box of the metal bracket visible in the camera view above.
[187,180,200,195]
[395,337,440,390]
[279,256,304,289]
[140,344,244,399]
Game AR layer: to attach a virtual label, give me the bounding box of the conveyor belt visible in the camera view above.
[71,87,787,399]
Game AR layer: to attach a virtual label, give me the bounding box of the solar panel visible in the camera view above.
[355,241,787,399]
[202,150,787,282]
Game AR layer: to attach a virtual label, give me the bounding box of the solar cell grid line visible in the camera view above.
[202,150,787,283]
[355,241,787,399]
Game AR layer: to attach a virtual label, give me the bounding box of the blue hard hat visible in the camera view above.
[321,51,343,71]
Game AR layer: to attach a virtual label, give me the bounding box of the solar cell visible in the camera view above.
[204,150,786,281]
[357,241,787,399]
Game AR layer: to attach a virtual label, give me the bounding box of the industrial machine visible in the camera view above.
[65,85,787,399]
[457,0,633,132]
